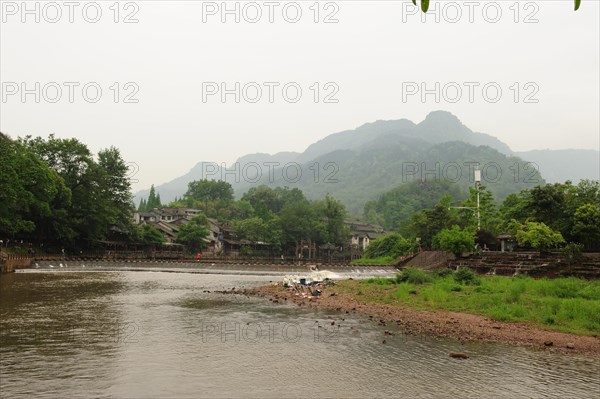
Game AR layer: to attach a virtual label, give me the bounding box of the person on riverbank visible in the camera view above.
[196,252,201,262]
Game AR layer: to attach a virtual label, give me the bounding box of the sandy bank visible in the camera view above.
[235,283,600,358]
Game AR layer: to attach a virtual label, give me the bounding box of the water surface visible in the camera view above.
[1,271,598,398]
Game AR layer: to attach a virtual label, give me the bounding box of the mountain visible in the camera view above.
[297,111,512,163]
[254,141,542,214]
[235,151,300,166]
[515,149,600,183]
[133,111,596,213]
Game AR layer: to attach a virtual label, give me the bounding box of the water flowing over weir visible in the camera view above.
[27,260,398,279]
[1,270,599,398]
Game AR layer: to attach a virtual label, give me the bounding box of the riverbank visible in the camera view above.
[238,276,600,357]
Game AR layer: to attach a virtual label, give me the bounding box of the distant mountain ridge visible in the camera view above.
[133,111,598,213]
[297,111,512,162]
[515,149,599,183]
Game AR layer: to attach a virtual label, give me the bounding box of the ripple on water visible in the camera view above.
[1,271,599,398]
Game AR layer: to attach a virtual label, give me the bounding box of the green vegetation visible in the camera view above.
[176,215,210,252]
[358,179,600,258]
[1,133,135,250]
[396,267,433,284]
[514,222,566,254]
[168,183,349,252]
[352,256,396,265]
[350,233,414,265]
[350,271,600,336]
[138,185,162,211]
[434,226,474,257]
[3,125,597,257]
[364,233,413,259]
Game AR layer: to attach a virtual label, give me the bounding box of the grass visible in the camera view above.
[352,256,396,265]
[342,268,600,336]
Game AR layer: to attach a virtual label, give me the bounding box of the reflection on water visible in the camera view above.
[1,271,599,398]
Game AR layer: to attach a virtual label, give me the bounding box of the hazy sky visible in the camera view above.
[1,0,599,191]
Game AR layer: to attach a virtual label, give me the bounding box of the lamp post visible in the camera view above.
[474,167,481,232]
[449,167,481,231]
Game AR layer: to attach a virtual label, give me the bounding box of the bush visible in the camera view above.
[434,225,474,257]
[515,221,565,253]
[453,267,481,285]
[434,267,453,278]
[397,267,433,284]
[364,233,412,259]
[563,242,584,264]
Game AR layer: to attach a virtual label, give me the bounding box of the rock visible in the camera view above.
[544,340,554,347]
[449,352,469,359]
[566,343,575,349]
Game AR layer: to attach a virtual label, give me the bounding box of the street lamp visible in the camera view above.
[449,167,481,231]
[474,167,481,232]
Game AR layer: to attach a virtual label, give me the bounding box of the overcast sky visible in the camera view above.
[1,0,599,191]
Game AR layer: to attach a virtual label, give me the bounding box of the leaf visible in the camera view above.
[421,0,430,12]
[575,0,581,10]
[412,0,417,5]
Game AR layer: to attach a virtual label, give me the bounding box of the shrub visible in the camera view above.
[453,267,481,285]
[364,233,413,259]
[515,221,565,253]
[562,242,584,264]
[434,225,475,257]
[434,267,453,278]
[397,267,433,284]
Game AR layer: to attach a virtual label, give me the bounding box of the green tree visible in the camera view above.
[364,233,412,259]
[185,180,234,203]
[176,215,210,252]
[515,221,566,254]
[403,203,459,248]
[460,185,501,234]
[279,201,325,247]
[236,216,283,250]
[434,225,475,257]
[572,204,600,250]
[146,185,161,210]
[0,133,69,239]
[20,135,111,248]
[499,192,530,227]
[138,198,147,211]
[363,180,465,230]
[140,224,165,245]
[313,194,349,245]
[97,147,134,236]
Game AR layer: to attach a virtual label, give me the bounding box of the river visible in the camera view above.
[1,270,599,398]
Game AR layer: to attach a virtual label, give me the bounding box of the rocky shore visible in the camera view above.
[235,282,600,357]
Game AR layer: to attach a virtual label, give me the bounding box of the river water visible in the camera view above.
[1,270,599,398]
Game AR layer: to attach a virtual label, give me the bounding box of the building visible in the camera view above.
[133,208,200,224]
[345,220,385,251]
[133,208,202,244]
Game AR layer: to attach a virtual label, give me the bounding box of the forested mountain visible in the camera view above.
[134,111,595,215]
[250,140,543,214]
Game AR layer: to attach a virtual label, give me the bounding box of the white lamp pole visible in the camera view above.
[474,168,481,231]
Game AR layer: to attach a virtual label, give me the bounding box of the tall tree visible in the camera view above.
[98,146,133,233]
[176,215,210,252]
